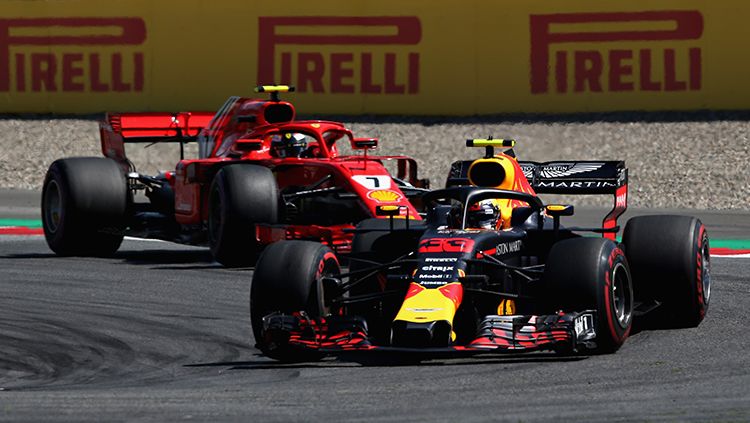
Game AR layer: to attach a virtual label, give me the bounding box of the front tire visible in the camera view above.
[41,157,127,256]
[250,241,340,361]
[545,237,634,354]
[623,215,710,328]
[208,164,278,267]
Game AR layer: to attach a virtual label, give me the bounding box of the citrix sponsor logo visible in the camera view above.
[421,265,454,273]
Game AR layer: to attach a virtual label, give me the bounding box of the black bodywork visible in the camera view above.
[260,186,611,356]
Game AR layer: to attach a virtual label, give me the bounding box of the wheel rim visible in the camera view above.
[318,258,340,316]
[611,262,633,328]
[701,238,711,304]
[44,180,62,233]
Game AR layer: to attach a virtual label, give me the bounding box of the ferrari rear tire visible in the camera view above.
[250,241,340,361]
[623,215,710,328]
[208,164,278,267]
[41,157,127,256]
[545,237,634,354]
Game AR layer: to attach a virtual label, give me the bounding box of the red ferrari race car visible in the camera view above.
[250,139,710,361]
[41,86,428,266]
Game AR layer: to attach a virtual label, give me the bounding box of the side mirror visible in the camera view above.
[545,204,574,238]
[375,205,401,217]
[375,205,409,231]
[351,137,378,150]
[234,138,264,151]
[545,204,574,217]
[237,115,257,123]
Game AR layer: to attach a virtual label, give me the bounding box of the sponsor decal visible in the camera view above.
[0,17,146,93]
[538,180,618,189]
[257,16,421,94]
[449,161,463,178]
[540,163,604,178]
[495,240,523,255]
[419,274,450,279]
[574,313,596,340]
[520,163,536,180]
[352,175,392,190]
[418,238,475,254]
[421,265,454,273]
[424,257,459,263]
[436,229,481,234]
[367,189,402,203]
[615,187,627,209]
[530,11,703,94]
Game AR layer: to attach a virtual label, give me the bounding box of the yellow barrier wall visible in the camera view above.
[1,0,748,114]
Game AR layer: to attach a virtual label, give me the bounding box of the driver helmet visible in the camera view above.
[467,200,500,229]
[272,133,309,158]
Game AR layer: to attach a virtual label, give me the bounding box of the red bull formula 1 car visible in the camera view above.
[251,139,710,360]
[41,86,427,266]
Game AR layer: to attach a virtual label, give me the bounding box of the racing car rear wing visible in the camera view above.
[446,159,628,239]
[103,112,215,142]
[517,161,627,195]
[100,112,216,167]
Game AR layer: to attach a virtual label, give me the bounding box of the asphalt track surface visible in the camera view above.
[1,191,750,421]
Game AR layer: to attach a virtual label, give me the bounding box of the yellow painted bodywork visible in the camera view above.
[497,299,517,315]
[467,156,520,228]
[467,139,515,148]
[394,282,461,325]
[467,156,517,191]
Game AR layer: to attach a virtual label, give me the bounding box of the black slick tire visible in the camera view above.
[545,237,634,354]
[250,240,340,361]
[41,157,127,256]
[208,164,278,267]
[623,215,710,328]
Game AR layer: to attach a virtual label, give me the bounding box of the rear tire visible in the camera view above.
[41,157,127,256]
[208,164,278,267]
[623,215,710,328]
[545,237,633,354]
[250,241,340,361]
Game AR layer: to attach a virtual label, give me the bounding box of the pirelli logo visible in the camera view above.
[257,16,421,94]
[530,11,703,94]
[0,17,146,93]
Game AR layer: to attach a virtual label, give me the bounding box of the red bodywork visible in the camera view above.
[99,95,426,251]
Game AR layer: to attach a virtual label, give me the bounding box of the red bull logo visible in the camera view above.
[530,11,703,94]
[0,17,146,93]
[257,16,421,94]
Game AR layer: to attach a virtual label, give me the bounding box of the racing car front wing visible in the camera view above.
[258,310,599,357]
